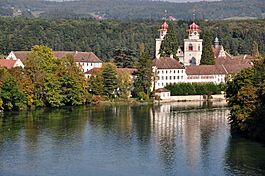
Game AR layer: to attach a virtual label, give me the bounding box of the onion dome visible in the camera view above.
[187,22,201,32]
[161,19,168,31]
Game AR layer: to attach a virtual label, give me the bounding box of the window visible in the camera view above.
[174,70,176,73]
[157,71,160,74]
[173,76,176,79]
[198,45,201,51]
[166,71,168,74]
[169,76,172,80]
[161,76,164,80]
[189,44,193,51]
[178,70,179,73]
[177,76,179,79]
[166,76,168,80]
[162,71,164,74]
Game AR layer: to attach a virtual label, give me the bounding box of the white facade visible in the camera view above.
[183,23,203,66]
[77,62,102,73]
[186,74,226,84]
[155,68,186,89]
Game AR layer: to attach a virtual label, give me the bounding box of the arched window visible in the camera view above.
[190,57,196,65]
[189,44,193,51]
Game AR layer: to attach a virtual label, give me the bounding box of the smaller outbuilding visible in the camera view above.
[155,88,171,100]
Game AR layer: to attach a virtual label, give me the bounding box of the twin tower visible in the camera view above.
[155,20,203,66]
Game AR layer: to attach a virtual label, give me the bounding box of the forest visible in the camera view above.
[0,17,264,60]
[0,0,264,20]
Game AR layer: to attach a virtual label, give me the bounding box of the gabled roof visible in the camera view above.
[11,51,103,63]
[153,57,185,69]
[0,59,17,69]
[155,88,170,93]
[85,67,137,75]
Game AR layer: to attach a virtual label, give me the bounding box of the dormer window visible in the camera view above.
[189,44,193,51]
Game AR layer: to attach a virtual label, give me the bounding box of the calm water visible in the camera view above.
[0,102,265,176]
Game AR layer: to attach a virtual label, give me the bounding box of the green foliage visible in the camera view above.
[113,48,137,68]
[0,17,265,60]
[226,59,265,142]
[251,41,260,57]
[137,92,149,101]
[159,22,179,59]
[117,72,132,98]
[134,53,152,96]
[102,63,119,98]
[0,77,26,111]
[166,83,223,96]
[200,30,215,65]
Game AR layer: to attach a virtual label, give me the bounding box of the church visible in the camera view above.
[152,19,254,91]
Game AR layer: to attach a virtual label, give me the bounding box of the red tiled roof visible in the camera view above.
[186,65,227,75]
[85,67,137,75]
[0,59,16,69]
[153,57,185,69]
[117,68,137,75]
[155,88,170,93]
[85,67,101,74]
[212,46,221,59]
[12,51,103,63]
[215,55,254,65]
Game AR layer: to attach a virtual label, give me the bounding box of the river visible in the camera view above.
[0,102,265,176]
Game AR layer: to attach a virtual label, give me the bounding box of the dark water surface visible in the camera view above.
[0,102,265,176]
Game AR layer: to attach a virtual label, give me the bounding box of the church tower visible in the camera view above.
[183,22,203,65]
[155,19,168,59]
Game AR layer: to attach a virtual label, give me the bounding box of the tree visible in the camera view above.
[88,70,104,95]
[134,53,153,96]
[117,71,132,98]
[113,48,137,68]
[200,30,215,65]
[0,77,26,111]
[251,41,259,57]
[102,63,118,98]
[159,22,179,59]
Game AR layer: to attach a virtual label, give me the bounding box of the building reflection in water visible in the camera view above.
[150,102,230,175]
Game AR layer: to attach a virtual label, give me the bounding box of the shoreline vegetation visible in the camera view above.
[226,58,265,143]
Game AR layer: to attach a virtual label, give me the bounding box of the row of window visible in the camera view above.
[157,70,184,74]
[188,75,224,80]
[158,75,184,80]
[157,82,181,87]
[78,62,100,67]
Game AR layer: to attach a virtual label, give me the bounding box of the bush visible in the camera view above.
[137,91,149,101]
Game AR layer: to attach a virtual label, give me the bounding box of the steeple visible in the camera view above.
[186,22,201,40]
[159,18,168,40]
[214,37,219,48]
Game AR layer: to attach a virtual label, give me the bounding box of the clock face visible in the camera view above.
[194,32,197,35]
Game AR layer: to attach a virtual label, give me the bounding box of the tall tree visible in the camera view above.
[251,41,259,57]
[102,63,118,98]
[159,22,179,59]
[134,53,153,96]
[113,48,137,68]
[200,30,215,65]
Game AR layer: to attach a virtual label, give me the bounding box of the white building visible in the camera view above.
[152,57,186,90]
[6,51,103,73]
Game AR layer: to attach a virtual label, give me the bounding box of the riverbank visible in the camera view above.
[155,94,226,103]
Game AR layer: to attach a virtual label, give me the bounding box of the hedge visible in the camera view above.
[166,83,225,96]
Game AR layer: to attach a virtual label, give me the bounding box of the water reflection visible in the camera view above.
[0,103,264,176]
